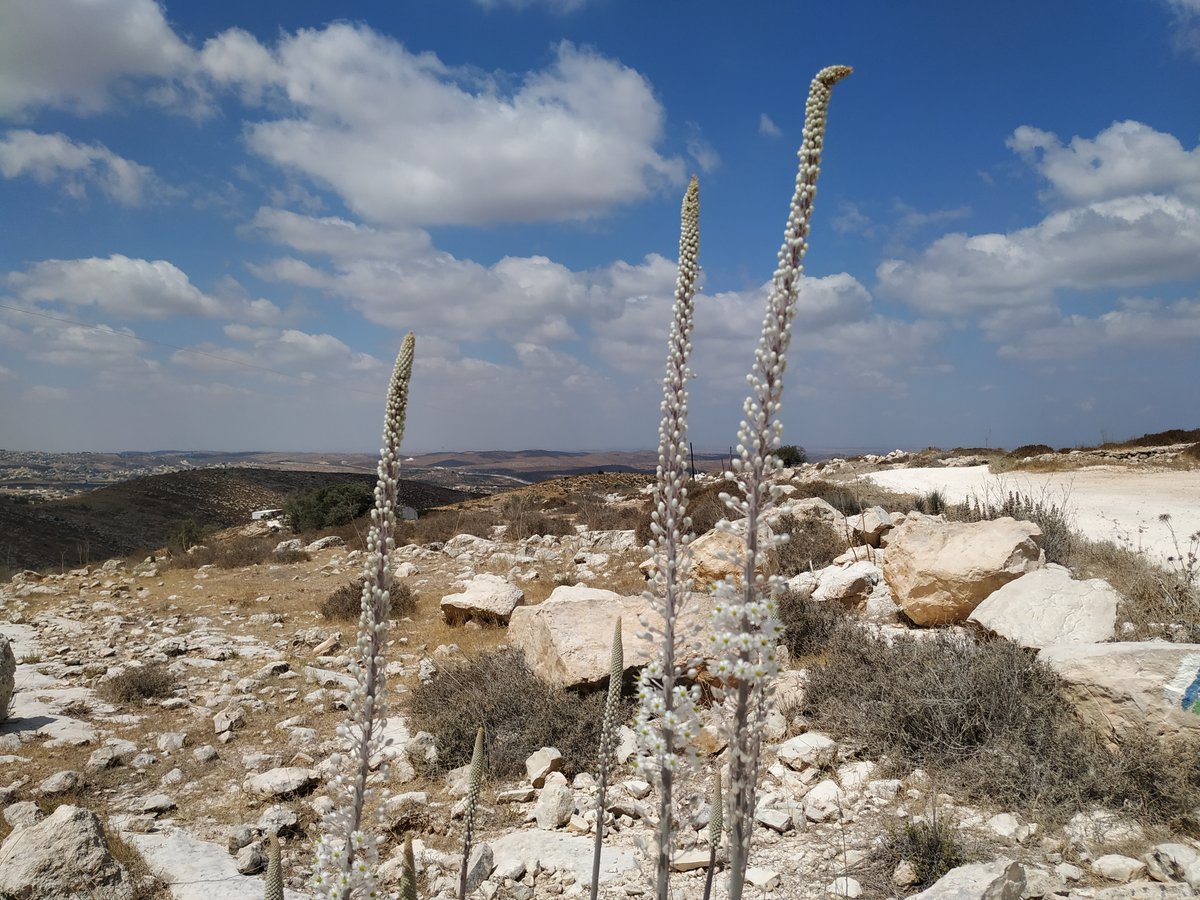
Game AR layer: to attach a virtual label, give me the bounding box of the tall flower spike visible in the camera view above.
[702,772,723,900]
[397,833,418,900]
[264,833,283,900]
[311,331,416,900]
[709,65,851,900]
[636,174,702,900]
[459,726,485,900]
[591,617,625,900]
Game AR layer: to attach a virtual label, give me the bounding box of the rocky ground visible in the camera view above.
[0,465,1197,900]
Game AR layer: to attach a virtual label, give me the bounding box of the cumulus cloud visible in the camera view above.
[7,255,282,322]
[0,0,197,117]
[0,130,165,205]
[879,122,1200,315]
[1008,121,1200,205]
[200,26,683,225]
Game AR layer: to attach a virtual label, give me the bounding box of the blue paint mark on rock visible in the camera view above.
[1184,668,1200,715]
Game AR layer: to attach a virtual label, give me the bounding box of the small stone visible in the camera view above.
[829,876,863,898]
[236,841,267,875]
[893,860,919,887]
[1092,856,1148,883]
[753,807,792,833]
[140,793,176,814]
[39,770,80,795]
[670,849,712,872]
[192,745,218,764]
[535,783,575,830]
[2,801,42,829]
[745,867,782,889]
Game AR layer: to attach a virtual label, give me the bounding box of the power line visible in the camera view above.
[0,302,385,398]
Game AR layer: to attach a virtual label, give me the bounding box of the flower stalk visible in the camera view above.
[710,65,851,900]
[590,617,625,900]
[311,332,416,900]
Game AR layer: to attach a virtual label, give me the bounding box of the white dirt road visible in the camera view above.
[860,465,1200,565]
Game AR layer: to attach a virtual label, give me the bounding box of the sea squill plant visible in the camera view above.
[459,727,485,900]
[590,617,625,900]
[710,64,851,900]
[310,331,416,900]
[265,833,283,900]
[636,175,703,900]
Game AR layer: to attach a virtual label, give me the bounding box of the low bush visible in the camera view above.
[771,511,846,577]
[98,664,175,703]
[320,578,415,620]
[394,507,499,546]
[802,626,1200,825]
[634,478,744,547]
[883,818,968,891]
[789,478,920,518]
[1006,443,1054,459]
[778,444,807,467]
[496,495,574,540]
[776,588,848,660]
[284,483,375,533]
[407,648,628,778]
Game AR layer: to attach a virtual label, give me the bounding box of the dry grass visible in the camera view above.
[166,535,310,570]
[407,648,629,779]
[319,578,416,620]
[791,477,922,518]
[1072,529,1200,643]
[944,487,1075,565]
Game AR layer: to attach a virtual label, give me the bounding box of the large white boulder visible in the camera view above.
[507,585,713,688]
[440,573,524,625]
[1038,642,1200,743]
[883,514,1043,626]
[0,805,134,900]
[968,565,1120,648]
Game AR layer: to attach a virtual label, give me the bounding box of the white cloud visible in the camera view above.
[881,122,1200,317]
[0,130,165,205]
[686,125,720,173]
[172,327,383,378]
[1008,121,1200,205]
[0,0,197,117]
[246,207,432,261]
[7,255,282,322]
[1162,0,1200,56]
[200,26,682,225]
[759,113,782,138]
[995,296,1200,360]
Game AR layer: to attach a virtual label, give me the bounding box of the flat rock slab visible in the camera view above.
[440,573,524,625]
[1039,642,1200,742]
[489,830,637,885]
[121,822,308,900]
[968,564,1119,648]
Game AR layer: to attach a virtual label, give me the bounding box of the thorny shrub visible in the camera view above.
[407,648,630,779]
[319,578,415,621]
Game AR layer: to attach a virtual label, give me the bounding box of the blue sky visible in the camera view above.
[1,0,1198,453]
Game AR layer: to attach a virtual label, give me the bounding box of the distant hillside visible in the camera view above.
[405,448,727,479]
[0,468,468,572]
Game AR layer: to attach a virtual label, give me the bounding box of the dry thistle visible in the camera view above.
[636,174,702,900]
[311,332,416,900]
[709,65,852,900]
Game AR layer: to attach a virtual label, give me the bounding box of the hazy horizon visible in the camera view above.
[2,2,1198,455]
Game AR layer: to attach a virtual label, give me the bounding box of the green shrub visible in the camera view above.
[168,519,208,554]
[884,819,968,891]
[407,648,629,778]
[284,483,375,533]
[777,444,807,467]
